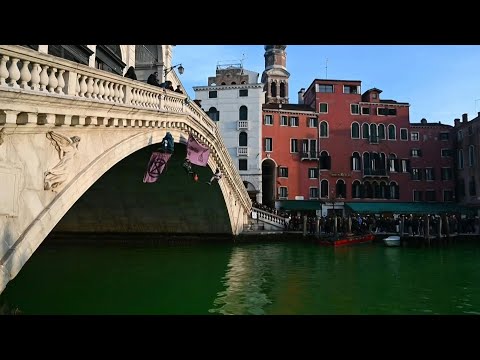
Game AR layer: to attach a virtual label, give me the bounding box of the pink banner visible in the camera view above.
[186,135,210,167]
[143,152,172,183]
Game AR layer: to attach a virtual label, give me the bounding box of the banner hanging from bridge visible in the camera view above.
[143,151,172,183]
[186,134,210,167]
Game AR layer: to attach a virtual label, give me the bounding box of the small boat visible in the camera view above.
[383,235,401,247]
[318,233,375,247]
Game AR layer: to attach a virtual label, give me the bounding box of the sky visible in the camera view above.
[172,45,480,126]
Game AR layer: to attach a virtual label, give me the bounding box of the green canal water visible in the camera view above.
[2,238,480,315]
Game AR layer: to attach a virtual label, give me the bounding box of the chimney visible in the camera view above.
[298,88,305,105]
[454,118,460,127]
[462,113,468,123]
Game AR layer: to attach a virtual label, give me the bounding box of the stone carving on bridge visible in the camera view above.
[44,131,81,191]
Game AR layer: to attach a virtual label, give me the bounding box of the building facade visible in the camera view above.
[193,64,265,202]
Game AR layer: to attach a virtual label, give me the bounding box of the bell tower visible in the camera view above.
[261,45,290,104]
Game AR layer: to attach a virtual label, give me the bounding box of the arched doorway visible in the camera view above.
[262,159,276,208]
[243,181,259,203]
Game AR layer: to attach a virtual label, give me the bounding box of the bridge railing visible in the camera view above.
[252,207,286,228]
[0,45,251,211]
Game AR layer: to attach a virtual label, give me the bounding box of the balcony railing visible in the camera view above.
[300,151,320,160]
[237,120,249,130]
[237,146,248,156]
[363,168,388,177]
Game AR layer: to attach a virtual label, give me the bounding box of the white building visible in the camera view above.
[193,64,265,203]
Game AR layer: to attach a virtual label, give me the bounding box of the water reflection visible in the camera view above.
[209,244,280,315]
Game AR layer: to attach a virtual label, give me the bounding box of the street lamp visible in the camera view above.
[164,63,184,78]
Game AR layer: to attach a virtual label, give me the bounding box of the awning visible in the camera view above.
[277,200,322,211]
[344,202,474,215]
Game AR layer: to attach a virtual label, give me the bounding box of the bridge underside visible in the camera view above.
[53,143,231,236]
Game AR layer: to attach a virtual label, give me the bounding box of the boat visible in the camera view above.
[383,235,401,247]
[317,233,375,247]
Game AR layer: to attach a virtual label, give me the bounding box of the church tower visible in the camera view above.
[261,45,290,104]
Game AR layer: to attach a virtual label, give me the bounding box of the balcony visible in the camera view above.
[300,151,320,161]
[237,120,249,130]
[363,168,388,178]
[368,135,380,144]
[237,146,248,156]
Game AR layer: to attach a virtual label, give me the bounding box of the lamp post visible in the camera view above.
[164,63,184,81]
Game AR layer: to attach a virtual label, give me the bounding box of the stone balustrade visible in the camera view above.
[252,207,287,228]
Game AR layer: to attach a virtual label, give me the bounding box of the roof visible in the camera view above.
[277,200,322,211]
[263,103,315,112]
[344,202,474,215]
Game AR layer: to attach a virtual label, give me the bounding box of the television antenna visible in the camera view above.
[325,58,328,79]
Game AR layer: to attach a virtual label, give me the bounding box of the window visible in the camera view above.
[265,138,272,152]
[412,168,421,180]
[388,124,396,140]
[239,105,248,121]
[389,182,399,199]
[319,103,328,113]
[362,123,370,139]
[290,139,299,153]
[370,124,378,142]
[413,190,423,202]
[280,116,288,126]
[388,154,398,172]
[401,159,409,173]
[309,187,319,199]
[378,124,386,140]
[351,104,360,114]
[469,176,476,196]
[440,132,449,140]
[319,151,331,170]
[441,167,453,181]
[320,180,329,198]
[443,190,454,202]
[372,93,377,99]
[425,190,436,201]
[271,82,277,97]
[400,128,408,140]
[425,168,435,181]
[388,108,397,116]
[316,84,334,93]
[458,130,463,141]
[352,152,361,171]
[377,108,388,116]
[361,107,370,115]
[351,122,360,138]
[280,83,286,97]
[343,85,359,94]
[302,139,317,157]
[469,145,475,166]
[336,180,346,198]
[207,107,219,121]
[278,167,288,178]
[308,168,318,179]
[441,149,453,157]
[238,159,247,170]
[458,149,464,169]
[411,149,421,157]
[279,186,288,198]
[308,118,317,127]
[411,132,419,141]
[352,181,361,198]
[239,131,247,146]
[320,121,328,137]
[290,117,299,127]
[208,90,217,98]
[264,114,273,125]
[239,89,248,97]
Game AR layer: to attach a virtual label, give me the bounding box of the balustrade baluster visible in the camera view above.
[108,82,115,101]
[7,58,21,88]
[92,78,99,99]
[78,75,87,97]
[39,65,49,91]
[75,73,80,96]
[98,79,105,100]
[114,83,120,103]
[103,81,110,101]
[47,67,58,93]
[30,63,41,91]
[19,60,31,89]
[0,55,9,86]
[56,69,65,94]
[85,76,94,98]
[118,84,124,104]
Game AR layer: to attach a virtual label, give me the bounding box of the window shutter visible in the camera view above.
[394,159,400,172]
[418,149,422,157]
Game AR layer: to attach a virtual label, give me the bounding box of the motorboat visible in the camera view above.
[383,235,401,247]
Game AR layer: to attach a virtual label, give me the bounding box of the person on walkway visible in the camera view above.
[207,168,222,185]
[147,71,161,87]
[124,66,137,80]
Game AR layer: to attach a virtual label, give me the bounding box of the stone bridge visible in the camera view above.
[0,45,252,294]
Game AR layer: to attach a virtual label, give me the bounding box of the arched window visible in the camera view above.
[231,82,236,85]
[351,122,360,138]
[378,124,386,139]
[221,82,226,85]
[321,180,329,198]
[469,145,475,166]
[336,179,346,198]
[362,123,370,139]
[388,124,396,140]
[389,181,399,199]
[239,131,248,146]
[379,181,387,199]
[370,123,378,141]
[208,107,219,121]
[352,180,361,198]
[380,153,386,171]
[271,82,277,97]
[458,149,464,169]
[363,152,371,171]
[364,181,373,198]
[320,121,329,137]
[372,181,380,199]
[239,105,248,120]
[280,82,286,97]
[388,153,397,172]
[352,152,361,171]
